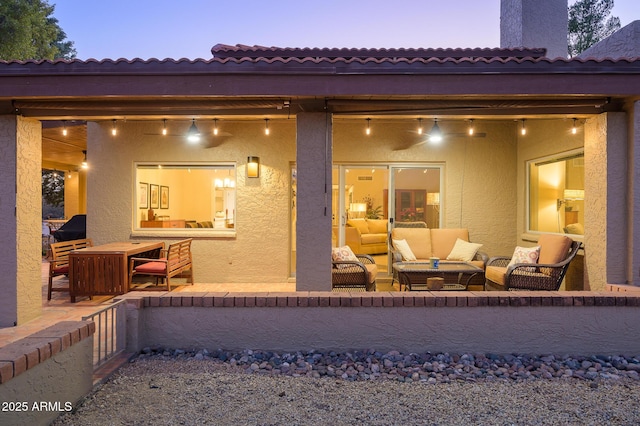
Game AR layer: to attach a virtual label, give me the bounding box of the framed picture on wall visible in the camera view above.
[139,182,148,209]
[160,186,169,209]
[150,184,159,209]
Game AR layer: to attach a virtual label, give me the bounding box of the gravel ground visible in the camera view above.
[53,350,640,426]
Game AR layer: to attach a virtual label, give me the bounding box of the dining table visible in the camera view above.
[68,241,165,302]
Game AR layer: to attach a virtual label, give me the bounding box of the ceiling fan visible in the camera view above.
[393,119,486,151]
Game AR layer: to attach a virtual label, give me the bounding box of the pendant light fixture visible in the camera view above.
[213,119,219,136]
[111,119,117,136]
[162,119,167,136]
[520,119,527,136]
[187,119,201,143]
[428,119,443,143]
[417,118,424,135]
[468,119,475,136]
[365,118,371,135]
[81,150,88,169]
[62,120,68,136]
[571,118,578,135]
[264,119,270,135]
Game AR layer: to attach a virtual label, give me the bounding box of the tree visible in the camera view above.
[0,0,76,60]
[42,169,64,213]
[568,0,621,57]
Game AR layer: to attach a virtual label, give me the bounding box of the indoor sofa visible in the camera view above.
[334,218,389,255]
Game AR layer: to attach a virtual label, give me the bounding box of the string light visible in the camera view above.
[162,119,167,136]
[213,119,219,136]
[572,118,578,135]
[417,118,423,135]
[468,119,475,136]
[111,119,117,136]
[366,118,371,135]
[62,121,68,136]
[520,119,527,136]
[264,119,270,135]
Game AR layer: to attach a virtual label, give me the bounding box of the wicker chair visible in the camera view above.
[485,235,581,291]
[331,254,377,292]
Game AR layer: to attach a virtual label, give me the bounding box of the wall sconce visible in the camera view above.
[247,156,260,178]
[557,189,584,210]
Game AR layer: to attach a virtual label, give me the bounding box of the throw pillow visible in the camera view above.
[332,245,359,269]
[507,246,541,271]
[446,238,483,262]
[393,239,417,261]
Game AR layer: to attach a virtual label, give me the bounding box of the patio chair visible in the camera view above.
[48,238,93,300]
[129,238,194,291]
[332,254,378,292]
[485,234,581,291]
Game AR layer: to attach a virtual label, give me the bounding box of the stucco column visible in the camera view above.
[632,103,640,285]
[584,112,627,290]
[0,115,42,326]
[296,112,332,291]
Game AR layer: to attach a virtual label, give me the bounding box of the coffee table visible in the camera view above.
[392,262,484,291]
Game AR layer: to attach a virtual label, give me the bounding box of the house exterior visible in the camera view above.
[1,0,639,327]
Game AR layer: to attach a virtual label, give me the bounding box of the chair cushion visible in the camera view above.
[135,261,167,274]
[446,238,483,262]
[538,234,573,264]
[361,233,387,245]
[565,223,584,235]
[392,239,416,261]
[430,229,470,260]
[485,265,507,286]
[52,265,69,275]
[347,219,369,234]
[366,219,387,234]
[392,227,431,259]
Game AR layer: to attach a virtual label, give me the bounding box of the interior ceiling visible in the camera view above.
[37,95,615,169]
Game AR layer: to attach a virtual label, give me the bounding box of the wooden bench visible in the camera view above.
[128,238,194,291]
[48,238,93,300]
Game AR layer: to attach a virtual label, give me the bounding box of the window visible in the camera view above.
[527,150,584,234]
[135,163,236,230]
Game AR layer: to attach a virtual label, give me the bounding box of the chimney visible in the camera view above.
[500,0,568,58]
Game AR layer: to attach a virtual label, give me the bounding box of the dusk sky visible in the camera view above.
[52,0,638,60]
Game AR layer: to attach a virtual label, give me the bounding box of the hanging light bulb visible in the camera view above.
[468,119,475,136]
[429,119,443,143]
[366,118,371,135]
[67,170,72,179]
[62,120,68,136]
[264,119,270,135]
[162,119,167,136]
[187,119,201,143]
[213,119,219,136]
[81,150,88,169]
[520,119,527,136]
[111,119,117,136]
[417,118,423,135]
[571,118,578,135]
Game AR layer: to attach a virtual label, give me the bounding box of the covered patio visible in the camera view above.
[1,42,639,327]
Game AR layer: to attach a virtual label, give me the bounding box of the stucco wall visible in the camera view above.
[87,119,296,283]
[500,0,568,58]
[584,113,628,289]
[131,294,640,355]
[0,116,41,326]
